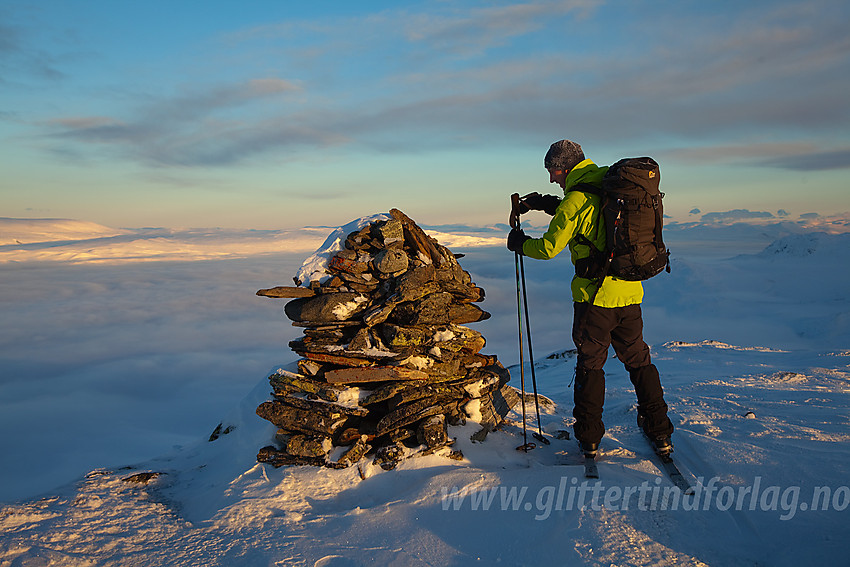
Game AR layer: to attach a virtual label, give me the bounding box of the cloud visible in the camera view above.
[756,149,850,171]
[0,13,66,83]
[0,22,20,55]
[402,1,600,57]
[141,78,302,124]
[673,209,850,234]
[699,210,776,223]
[795,212,850,233]
[664,142,850,172]
[41,78,312,166]
[667,142,818,163]
[48,116,124,130]
[315,0,849,155]
[0,110,21,122]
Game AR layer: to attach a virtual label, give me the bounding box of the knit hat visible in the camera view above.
[544,140,584,171]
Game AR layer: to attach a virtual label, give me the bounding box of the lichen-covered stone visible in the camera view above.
[374,443,405,470]
[377,219,404,247]
[334,437,371,468]
[374,247,409,274]
[417,414,448,449]
[286,435,332,458]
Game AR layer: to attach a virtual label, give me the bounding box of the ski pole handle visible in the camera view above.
[510,193,521,229]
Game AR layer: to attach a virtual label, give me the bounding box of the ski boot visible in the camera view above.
[637,413,673,455]
[651,435,673,456]
[579,440,599,458]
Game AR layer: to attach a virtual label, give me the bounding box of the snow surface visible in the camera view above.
[1,216,849,566]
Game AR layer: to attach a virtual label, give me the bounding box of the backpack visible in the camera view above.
[573,157,671,282]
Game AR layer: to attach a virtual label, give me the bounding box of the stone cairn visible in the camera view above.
[254,209,520,471]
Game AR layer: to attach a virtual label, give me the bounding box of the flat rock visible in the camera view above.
[257,446,326,468]
[256,286,315,298]
[256,401,348,436]
[325,366,429,385]
[329,254,370,274]
[475,384,521,430]
[269,371,339,401]
[379,324,433,349]
[300,351,378,367]
[448,303,490,324]
[333,438,372,468]
[377,397,456,435]
[284,292,369,323]
[286,435,332,458]
[362,303,396,327]
[278,393,370,417]
[391,292,453,325]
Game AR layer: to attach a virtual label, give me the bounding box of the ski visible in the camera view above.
[643,436,693,494]
[657,452,693,494]
[637,415,694,494]
[574,438,600,478]
[583,455,599,479]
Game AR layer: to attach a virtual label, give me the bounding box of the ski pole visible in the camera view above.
[519,250,550,445]
[511,194,534,452]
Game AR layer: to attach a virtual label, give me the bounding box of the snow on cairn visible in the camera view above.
[254,209,520,470]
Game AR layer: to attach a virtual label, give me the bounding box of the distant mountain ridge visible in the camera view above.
[0,218,130,246]
[2,212,848,264]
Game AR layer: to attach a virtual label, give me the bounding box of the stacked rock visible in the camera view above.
[254,209,519,470]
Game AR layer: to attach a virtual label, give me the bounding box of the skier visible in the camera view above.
[506,139,674,457]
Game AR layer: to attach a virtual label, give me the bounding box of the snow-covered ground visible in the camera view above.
[1,215,849,566]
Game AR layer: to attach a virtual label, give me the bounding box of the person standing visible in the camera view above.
[507,139,674,457]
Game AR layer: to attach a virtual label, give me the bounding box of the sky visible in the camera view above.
[1,0,849,230]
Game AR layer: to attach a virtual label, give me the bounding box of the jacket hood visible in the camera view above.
[563,159,607,194]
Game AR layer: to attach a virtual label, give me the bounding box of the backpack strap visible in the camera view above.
[568,183,605,253]
[652,193,672,274]
[568,183,611,302]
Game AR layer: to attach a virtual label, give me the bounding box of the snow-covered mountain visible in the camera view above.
[0,218,131,245]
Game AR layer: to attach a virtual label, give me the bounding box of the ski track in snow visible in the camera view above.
[1,221,850,565]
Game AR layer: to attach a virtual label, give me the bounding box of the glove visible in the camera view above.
[518,192,562,216]
[507,228,530,254]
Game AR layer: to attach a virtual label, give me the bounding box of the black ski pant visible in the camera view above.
[571,302,673,445]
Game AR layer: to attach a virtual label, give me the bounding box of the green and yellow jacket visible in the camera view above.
[521,159,644,307]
